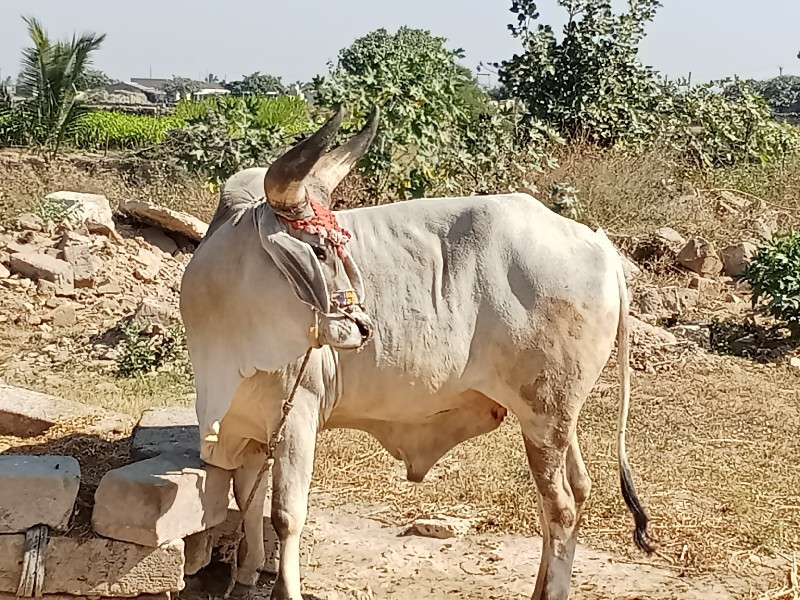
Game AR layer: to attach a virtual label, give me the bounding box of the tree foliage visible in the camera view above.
[1,16,105,154]
[497,0,666,147]
[224,72,285,96]
[78,68,118,91]
[312,26,551,199]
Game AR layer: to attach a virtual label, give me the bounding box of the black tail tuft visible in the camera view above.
[620,463,656,554]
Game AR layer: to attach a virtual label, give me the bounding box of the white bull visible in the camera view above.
[180,107,654,600]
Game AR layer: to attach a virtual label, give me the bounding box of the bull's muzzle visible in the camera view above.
[317,308,373,350]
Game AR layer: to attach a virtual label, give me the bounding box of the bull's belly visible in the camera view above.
[324,384,507,482]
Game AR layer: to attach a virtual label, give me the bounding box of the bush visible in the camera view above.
[115,318,186,377]
[741,229,800,338]
[313,26,491,199]
[72,110,183,149]
[162,99,295,186]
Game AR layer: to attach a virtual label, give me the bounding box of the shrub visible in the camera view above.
[115,318,186,377]
[741,229,800,338]
[163,100,294,186]
[313,26,489,199]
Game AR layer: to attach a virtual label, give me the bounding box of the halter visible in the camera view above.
[277,199,352,260]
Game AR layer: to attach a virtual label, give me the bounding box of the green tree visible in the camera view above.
[78,68,118,90]
[224,72,285,96]
[9,16,106,154]
[496,0,668,147]
[313,26,484,199]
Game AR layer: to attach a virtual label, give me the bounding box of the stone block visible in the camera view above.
[0,535,184,596]
[8,253,74,296]
[119,199,207,242]
[44,191,115,232]
[132,406,199,460]
[0,382,134,438]
[0,456,80,533]
[92,451,231,546]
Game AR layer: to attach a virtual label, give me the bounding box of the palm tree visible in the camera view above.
[16,16,105,155]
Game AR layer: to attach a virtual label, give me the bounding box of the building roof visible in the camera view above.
[130,78,227,91]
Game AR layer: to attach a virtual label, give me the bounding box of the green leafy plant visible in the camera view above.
[163,100,293,187]
[72,110,183,149]
[741,229,800,338]
[496,0,667,148]
[115,319,186,377]
[313,26,489,200]
[33,197,72,223]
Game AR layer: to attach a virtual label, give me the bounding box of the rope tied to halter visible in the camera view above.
[217,347,313,598]
[277,200,352,260]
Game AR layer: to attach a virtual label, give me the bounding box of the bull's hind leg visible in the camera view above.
[270,390,319,600]
[516,370,597,600]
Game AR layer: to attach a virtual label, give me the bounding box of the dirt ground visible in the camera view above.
[182,494,758,600]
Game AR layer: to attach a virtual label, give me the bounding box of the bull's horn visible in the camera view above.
[310,106,380,205]
[264,105,347,219]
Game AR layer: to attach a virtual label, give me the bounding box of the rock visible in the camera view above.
[753,211,779,240]
[720,242,757,277]
[183,529,214,576]
[44,191,115,232]
[133,248,162,282]
[140,227,179,256]
[632,227,687,263]
[62,242,102,289]
[0,382,134,438]
[790,357,800,369]
[672,324,711,349]
[87,221,124,242]
[401,517,472,539]
[0,456,80,533]
[44,304,78,327]
[655,227,688,252]
[715,191,751,214]
[677,237,723,276]
[15,213,44,232]
[630,317,678,345]
[119,199,207,242]
[619,254,642,284]
[96,281,123,295]
[0,536,184,596]
[688,275,716,291]
[92,451,231,546]
[8,252,74,296]
[131,406,199,460]
[633,286,699,320]
[0,264,9,279]
[131,298,179,328]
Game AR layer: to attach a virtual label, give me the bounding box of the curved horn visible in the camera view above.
[310,106,380,205]
[264,105,348,219]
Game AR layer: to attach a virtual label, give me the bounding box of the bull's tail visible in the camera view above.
[613,246,655,554]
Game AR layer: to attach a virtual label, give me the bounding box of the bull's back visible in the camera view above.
[331,194,621,420]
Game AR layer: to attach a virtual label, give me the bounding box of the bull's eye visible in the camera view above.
[312,245,328,261]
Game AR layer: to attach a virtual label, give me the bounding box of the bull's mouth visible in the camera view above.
[319,312,373,349]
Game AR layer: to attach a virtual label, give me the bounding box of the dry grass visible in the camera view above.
[0,149,217,224]
[535,145,800,246]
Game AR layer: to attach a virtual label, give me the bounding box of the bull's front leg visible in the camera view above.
[270,391,319,600]
[232,449,274,586]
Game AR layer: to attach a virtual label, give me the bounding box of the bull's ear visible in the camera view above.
[260,230,329,314]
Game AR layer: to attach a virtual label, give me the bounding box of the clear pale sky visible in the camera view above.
[1,0,798,86]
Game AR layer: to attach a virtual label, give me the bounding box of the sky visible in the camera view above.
[1,0,799,87]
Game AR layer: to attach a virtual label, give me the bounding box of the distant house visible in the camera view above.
[130,78,229,103]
